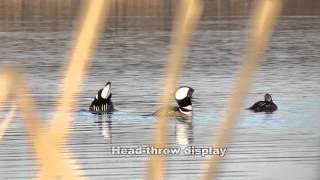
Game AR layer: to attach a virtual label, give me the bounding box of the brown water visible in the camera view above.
[0,10,320,180]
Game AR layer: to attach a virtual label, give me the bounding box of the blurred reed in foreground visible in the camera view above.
[0,68,81,179]
[0,0,283,179]
[200,0,282,180]
[49,0,109,144]
[146,0,202,179]
[0,105,15,140]
[0,0,109,179]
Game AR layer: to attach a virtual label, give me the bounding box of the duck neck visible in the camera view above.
[265,100,273,104]
[180,105,192,111]
[105,93,113,104]
[179,105,192,116]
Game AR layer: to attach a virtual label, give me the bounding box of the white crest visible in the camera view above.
[175,87,190,100]
[101,84,111,99]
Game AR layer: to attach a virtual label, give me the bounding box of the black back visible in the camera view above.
[248,101,277,112]
[89,89,114,113]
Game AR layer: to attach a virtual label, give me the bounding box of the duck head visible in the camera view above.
[264,93,273,102]
[175,86,194,109]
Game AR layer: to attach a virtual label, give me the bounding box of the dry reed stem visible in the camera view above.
[200,1,282,180]
[146,0,203,179]
[0,105,15,140]
[0,0,109,178]
[0,69,83,179]
[49,0,109,143]
[0,73,11,104]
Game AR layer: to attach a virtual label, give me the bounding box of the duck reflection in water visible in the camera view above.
[175,116,193,145]
[95,113,112,144]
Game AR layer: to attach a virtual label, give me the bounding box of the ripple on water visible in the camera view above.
[1,16,320,179]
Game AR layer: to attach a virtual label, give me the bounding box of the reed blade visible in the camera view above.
[200,0,282,179]
[0,68,84,179]
[146,0,203,179]
[49,0,110,143]
[0,105,15,140]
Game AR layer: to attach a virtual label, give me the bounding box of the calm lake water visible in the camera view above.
[0,14,320,179]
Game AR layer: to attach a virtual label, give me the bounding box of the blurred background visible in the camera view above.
[0,0,319,179]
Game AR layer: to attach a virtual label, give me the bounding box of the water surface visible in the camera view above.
[0,15,320,179]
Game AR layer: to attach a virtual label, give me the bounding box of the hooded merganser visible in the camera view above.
[248,93,277,112]
[89,82,114,113]
[153,86,194,117]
